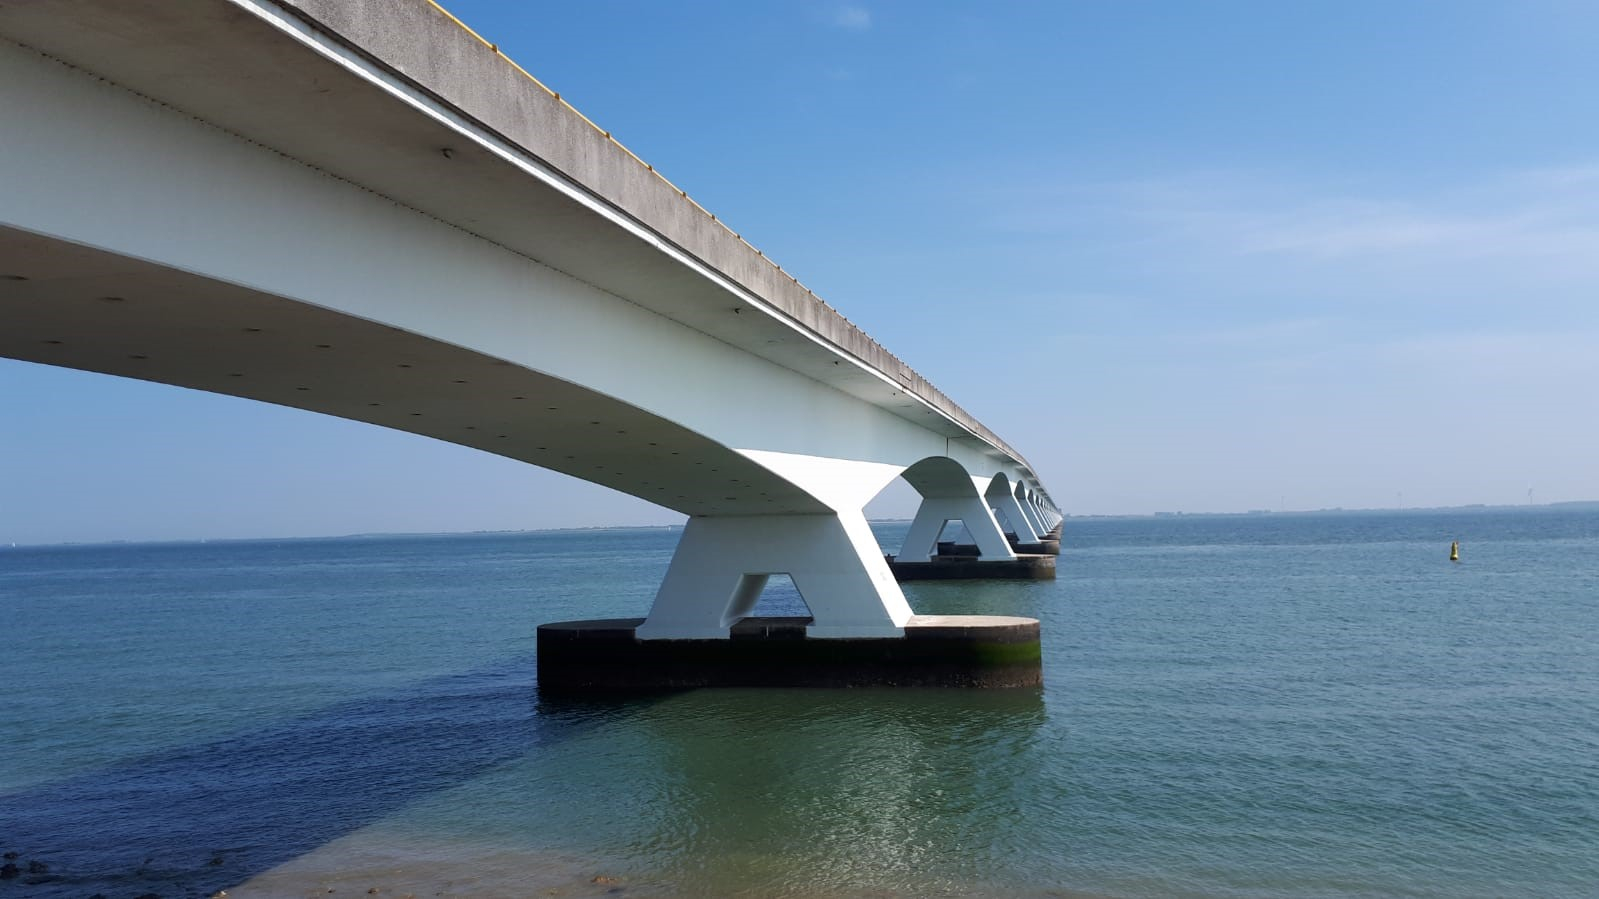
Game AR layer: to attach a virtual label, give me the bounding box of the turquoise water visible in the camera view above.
[2,510,1597,897]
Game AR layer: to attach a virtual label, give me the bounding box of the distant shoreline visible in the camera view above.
[1075,500,1599,521]
[8,501,1598,549]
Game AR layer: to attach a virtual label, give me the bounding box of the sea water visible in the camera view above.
[2,509,1596,897]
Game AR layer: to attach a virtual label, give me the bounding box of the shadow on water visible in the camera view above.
[0,654,662,899]
[1,660,1048,899]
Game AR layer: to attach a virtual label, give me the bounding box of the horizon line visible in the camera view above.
[7,500,1597,549]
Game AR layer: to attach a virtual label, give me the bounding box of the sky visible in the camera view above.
[6,1,1599,543]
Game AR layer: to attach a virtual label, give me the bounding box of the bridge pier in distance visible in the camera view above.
[537,615,1041,692]
[881,465,1068,581]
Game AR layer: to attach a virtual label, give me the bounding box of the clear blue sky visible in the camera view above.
[6,1,1599,543]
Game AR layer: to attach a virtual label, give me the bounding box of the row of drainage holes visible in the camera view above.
[0,281,126,296]
[291,341,928,415]
[29,313,924,410]
[33,343,682,422]
[33,341,537,401]
[34,341,773,497]
[47,323,927,409]
[28,350,659,442]
[30,340,749,469]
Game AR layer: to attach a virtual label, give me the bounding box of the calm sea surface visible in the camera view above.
[2,509,1597,898]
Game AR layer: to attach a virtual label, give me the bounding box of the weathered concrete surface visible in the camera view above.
[886,554,1056,581]
[537,616,1042,691]
[268,0,1034,471]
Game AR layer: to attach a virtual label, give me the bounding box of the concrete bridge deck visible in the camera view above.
[0,0,1030,469]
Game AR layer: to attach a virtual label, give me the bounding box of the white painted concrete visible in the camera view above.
[898,494,1017,563]
[892,458,1018,562]
[634,513,911,639]
[0,6,1062,639]
[988,475,1041,542]
[1014,483,1047,535]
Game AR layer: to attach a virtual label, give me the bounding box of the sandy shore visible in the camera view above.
[223,832,1104,899]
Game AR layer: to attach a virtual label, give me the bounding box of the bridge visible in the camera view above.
[0,0,1060,681]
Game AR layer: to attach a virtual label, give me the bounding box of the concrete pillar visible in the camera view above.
[989,504,1011,537]
[1042,497,1061,529]
[988,485,1041,543]
[899,493,1017,562]
[1014,483,1046,534]
[635,512,913,640]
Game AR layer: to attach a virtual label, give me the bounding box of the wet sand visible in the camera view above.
[224,833,1105,899]
[225,835,656,899]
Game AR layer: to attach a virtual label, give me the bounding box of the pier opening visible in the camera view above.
[744,573,813,621]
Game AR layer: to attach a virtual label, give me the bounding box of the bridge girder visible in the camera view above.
[0,8,1057,638]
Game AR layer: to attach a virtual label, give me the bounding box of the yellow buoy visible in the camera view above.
[1450,540,1460,562]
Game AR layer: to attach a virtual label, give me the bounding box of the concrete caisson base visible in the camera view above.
[887,553,1056,581]
[537,615,1041,692]
[1012,540,1061,555]
[940,538,1060,556]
